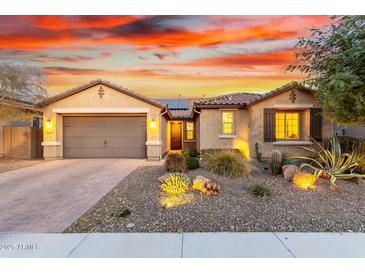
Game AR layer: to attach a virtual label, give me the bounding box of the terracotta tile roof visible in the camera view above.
[195,83,313,108]
[195,92,263,107]
[39,78,166,109]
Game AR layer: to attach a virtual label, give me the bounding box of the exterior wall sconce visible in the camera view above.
[150,118,157,129]
[45,119,52,129]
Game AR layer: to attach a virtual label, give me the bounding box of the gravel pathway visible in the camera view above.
[65,166,365,233]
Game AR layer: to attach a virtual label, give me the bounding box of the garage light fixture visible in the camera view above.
[150,118,157,129]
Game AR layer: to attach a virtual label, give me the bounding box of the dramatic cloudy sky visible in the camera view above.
[0,15,332,97]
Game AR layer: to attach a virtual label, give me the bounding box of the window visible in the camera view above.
[186,122,194,140]
[276,112,299,139]
[222,111,235,135]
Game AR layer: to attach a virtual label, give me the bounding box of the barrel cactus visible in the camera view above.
[270,150,283,175]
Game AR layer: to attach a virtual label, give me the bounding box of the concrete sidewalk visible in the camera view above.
[1,232,365,258]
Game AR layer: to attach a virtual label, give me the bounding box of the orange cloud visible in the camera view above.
[172,49,297,68]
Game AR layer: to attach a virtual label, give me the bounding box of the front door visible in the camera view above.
[171,122,182,150]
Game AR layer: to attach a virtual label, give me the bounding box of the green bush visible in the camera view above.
[247,185,271,198]
[165,152,186,172]
[203,150,252,178]
[186,156,200,170]
[182,149,197,158]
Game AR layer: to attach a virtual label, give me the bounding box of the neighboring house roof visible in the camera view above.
[156,97,201,119]
[194,82,313,108]
[0,92,42,111]
[38,78,166,109]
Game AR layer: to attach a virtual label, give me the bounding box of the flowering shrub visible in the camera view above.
[161,172,191,194]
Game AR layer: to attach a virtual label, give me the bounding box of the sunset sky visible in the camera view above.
[0,15,332,97]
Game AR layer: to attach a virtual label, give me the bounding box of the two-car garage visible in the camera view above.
[41,79,165,160]
[63,116,147,158]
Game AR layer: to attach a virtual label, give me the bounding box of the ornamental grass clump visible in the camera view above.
[164,152,186,172]
[247,185,271,198]
[203,150,252,178]
[293,135,365,191]
[161,172,191,194]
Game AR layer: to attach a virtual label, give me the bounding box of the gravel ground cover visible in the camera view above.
[65,165,365,233]
[0,158,45,173]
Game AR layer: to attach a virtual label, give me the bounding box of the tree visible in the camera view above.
[289,16,365,125]
[0,62,47,120]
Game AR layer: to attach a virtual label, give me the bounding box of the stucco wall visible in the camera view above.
[199,108,251,158]
[42,83,163,160]
[198,88,332,159]
[160,114,168,156]
[248,88,333,158]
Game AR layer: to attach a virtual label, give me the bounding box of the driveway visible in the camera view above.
[0,159,160,233]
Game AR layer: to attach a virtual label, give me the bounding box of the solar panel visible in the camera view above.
[156,98,190,110]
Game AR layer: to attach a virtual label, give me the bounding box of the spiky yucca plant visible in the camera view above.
[293,135,365,191]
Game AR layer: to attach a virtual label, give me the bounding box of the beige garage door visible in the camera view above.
[63,116,147,158]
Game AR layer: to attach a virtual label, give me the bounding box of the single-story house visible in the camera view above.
[38,78,333,160]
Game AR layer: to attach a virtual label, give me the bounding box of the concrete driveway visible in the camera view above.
[0,159,160,233]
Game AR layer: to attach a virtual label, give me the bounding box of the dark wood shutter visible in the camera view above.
[264,108,276,142]
[310,108,323,141]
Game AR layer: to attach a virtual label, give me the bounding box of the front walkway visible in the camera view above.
[0,232,365,258]
[0,159,160,233]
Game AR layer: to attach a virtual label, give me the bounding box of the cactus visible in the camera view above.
[255,142,262,162]
[270,150,283,175]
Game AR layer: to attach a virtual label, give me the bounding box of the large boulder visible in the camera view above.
[282,164,299,182]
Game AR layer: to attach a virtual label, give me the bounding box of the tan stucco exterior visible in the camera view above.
[199,108,251,158]
[42,83,163,160]
[39,82,333,161]
[198,88,333,159]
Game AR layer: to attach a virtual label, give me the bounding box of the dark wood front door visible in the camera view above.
[171,122,182,150]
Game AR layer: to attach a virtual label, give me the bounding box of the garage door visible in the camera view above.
[63,116,147,158]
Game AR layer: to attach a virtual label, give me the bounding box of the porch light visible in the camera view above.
[45,119,52,129]
[150,118,157,129]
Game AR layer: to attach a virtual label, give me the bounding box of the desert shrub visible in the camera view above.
[165,152,186,172]
[293,135,365,190]
[160,193,194,208]
[356,154,365,174]
[182,148,197,158]
[281,152,300,166]
[247,185,271,198]
[185,156,200,170]
[161,172,191,194]
[203,150,252,178]
[111,208,131,218]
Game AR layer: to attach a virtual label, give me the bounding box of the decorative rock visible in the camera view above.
[126,223,135,228]
[192,175,219,196]
[282,164,299,182]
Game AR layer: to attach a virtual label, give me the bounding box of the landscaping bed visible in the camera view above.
[0,157,45,173]
[65,165,365,233]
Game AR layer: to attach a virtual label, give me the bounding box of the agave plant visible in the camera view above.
[293,135,365,190]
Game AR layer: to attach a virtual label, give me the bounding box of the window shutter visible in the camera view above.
[264,108,276,142]
[310,108,323,141]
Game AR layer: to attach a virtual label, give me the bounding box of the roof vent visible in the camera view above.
[228,96,232,101]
